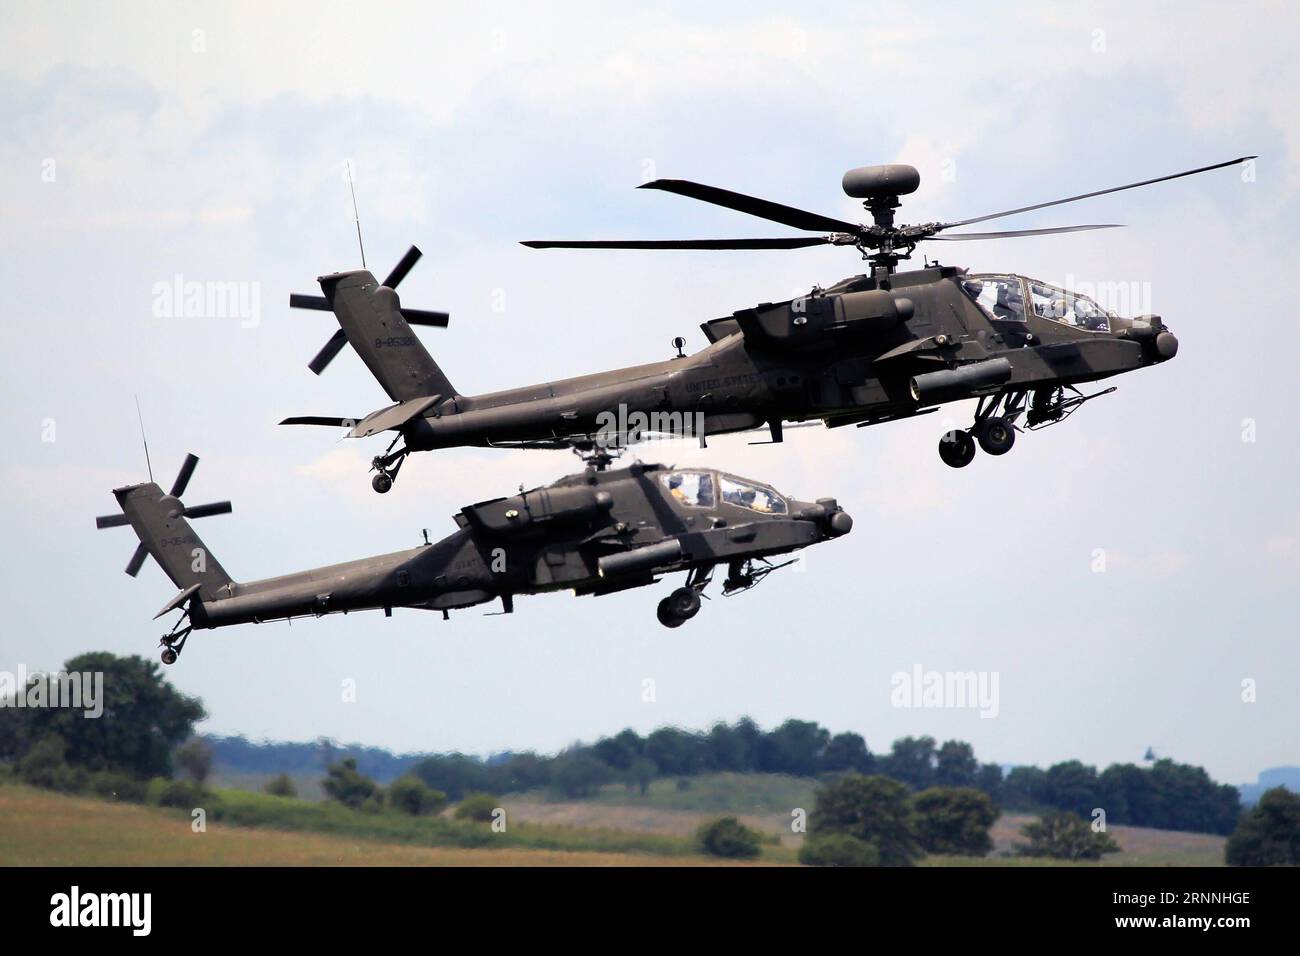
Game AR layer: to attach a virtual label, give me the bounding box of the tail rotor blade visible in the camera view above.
[183,501,233,519]
[289,293,331,311]
[170,453,199,498]
[401,308,450,327]
[309,329,350,376]
[125,542,149,577]
[96,513,130,529]
[383,246,422,289]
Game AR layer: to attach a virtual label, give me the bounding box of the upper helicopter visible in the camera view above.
[283,156,1252,488]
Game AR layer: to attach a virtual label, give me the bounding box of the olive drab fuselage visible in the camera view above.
[396,266,1175,453]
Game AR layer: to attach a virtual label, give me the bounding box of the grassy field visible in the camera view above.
[2,773,1227,867]
[0,784,773,866]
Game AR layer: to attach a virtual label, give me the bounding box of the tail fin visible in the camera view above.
[320,270,457,402]
[96,453,233,601]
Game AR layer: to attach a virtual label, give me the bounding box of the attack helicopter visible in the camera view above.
[96,452,852,663]
[284,157,1251,488]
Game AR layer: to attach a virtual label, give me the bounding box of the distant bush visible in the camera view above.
[263,773,298,798]
[454,793,501,822]
[1226,787,1300,866]
[1015,811,1120,861]
[323,758,380,810]
[696,816,762,859]
[799,834,881,867]
[912,787,997,857]
[156,779,214,811]
[88,770,147,803]
[18,736,86,793]
[389,776,448,817]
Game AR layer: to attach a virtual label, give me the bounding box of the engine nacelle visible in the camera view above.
[738,291,914,350]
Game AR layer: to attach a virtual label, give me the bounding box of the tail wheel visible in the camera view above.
[372,473,394,494]
[938,430,977,468]
[161,647,178,665]
[977,418,1016,456]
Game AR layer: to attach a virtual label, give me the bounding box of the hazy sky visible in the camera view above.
[1,1,1295,784]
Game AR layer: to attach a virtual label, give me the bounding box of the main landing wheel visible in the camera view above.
[161,647,178,665]
[938,429,977,468]
[657,597,686,628]
[976,417,1016,456]
[372,473,394,494]
[668,587,701,620]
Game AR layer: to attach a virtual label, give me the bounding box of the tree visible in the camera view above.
[1015,811,1120,861]
[323,757,379,809]
[912,787,998,856]
[1002,765,1049,809]
[389,775,448,816]
[264,773,297,798]
[799,834,880,867]
[935,740,979,788]
[810,774,921,866]
[975,763,1004,804]
[628,757,657,796]
[1225,787,1300,866]
[547,751,612,798]
[879,736,936,791]
[696,816,762,859]
[19,652,205,779]
[822,732,873,774]
[758,719,829,776]
[175,738,213,784]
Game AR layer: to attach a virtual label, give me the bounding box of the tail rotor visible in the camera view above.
[289,245,450,376]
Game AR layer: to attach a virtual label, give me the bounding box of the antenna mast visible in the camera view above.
[346,160,366,268]
[133,394,154,482]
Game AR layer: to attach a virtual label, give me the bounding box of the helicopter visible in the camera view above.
[95,452,852,663]
[283,156,1252,488]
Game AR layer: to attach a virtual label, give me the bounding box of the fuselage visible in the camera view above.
[398,266,1175,452]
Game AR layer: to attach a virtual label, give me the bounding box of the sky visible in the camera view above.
[0,0,1295,784]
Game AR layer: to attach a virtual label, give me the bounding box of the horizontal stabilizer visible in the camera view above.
[154,583,202,620]
[348,394,442,439]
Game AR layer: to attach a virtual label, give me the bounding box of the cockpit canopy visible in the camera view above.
[661,469,787,515]
[960,274,1115,333]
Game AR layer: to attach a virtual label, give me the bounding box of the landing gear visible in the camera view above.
[975,417,1015,456]
[938,429,977,468]
[370,438,409,494]
[656,568,710,628]
[936,391,1025,468]
[159,624,191,665]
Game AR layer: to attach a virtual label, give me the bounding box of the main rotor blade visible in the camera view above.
[924,224,1124,241]
[183,501,233,519]
[170,453,199,498]
[943,156,1256,228]
[280,416,358,427]
[96,513,130,529]
[521,237,831,250]
[289,293,331,311]
[401,308,450,327]
[640,179,860,234]
[125,542,149,577]
[308,329,350,376]
[382,246,422,288]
